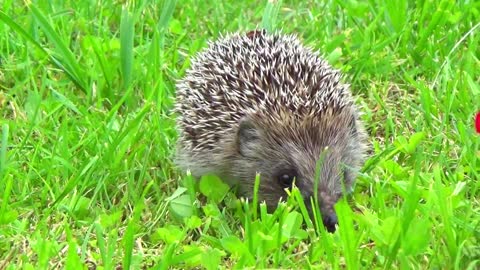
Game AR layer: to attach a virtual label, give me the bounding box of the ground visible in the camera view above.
[0,0,479,269]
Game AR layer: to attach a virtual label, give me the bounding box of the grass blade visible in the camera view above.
[261,0,283,32]
[28,4,88,92]
[0,10,86,92]
[123,201,144,269]
[120,5,134,91]
[336,199,358,270]
[0,125,14,225]
[158,0,177,32]
[0,124,8,179]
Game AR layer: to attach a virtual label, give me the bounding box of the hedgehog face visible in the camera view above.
[231,112,365,232]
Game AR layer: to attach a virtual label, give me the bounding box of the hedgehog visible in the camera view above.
[174,30,368,232]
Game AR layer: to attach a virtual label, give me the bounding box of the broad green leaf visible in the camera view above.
[406,132,426,154]
[380,216,401,247]
[185,215,202,229]
[170,194,194,219]
[282,211,304,240]
[201,248,224,270]
[402,219,431,256]
[199,174,230,203]
[220,235,247,257]
[152,225,185,245]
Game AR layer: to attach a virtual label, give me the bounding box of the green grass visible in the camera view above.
[1,0,479,268]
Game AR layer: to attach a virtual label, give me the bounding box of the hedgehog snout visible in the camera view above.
[322,211,338,233]
[304,192,339,233]
[305,200,338,233]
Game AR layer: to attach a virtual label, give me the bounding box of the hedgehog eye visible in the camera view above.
[276,169,297,189]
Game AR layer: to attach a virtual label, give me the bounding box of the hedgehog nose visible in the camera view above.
[322,212,338,233]
[305,203,338,233]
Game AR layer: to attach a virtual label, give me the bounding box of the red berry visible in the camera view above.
[476,112,480,134]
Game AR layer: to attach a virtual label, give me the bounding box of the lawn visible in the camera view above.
[0,0,479,269]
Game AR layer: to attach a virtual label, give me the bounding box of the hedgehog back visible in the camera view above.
[175,31,353,158]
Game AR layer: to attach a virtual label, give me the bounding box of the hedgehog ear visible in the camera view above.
[237,117,262,157]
